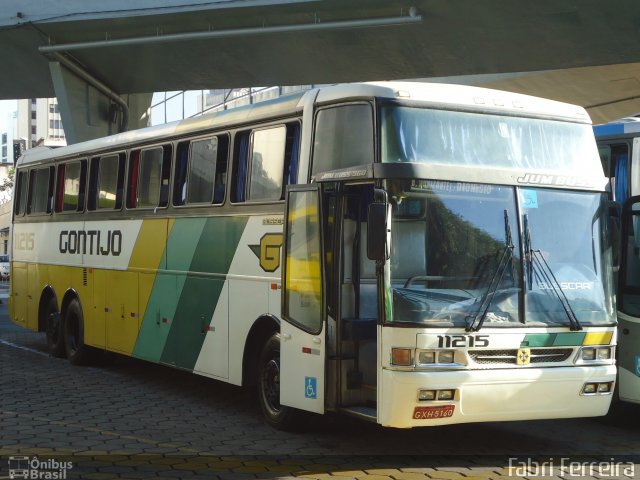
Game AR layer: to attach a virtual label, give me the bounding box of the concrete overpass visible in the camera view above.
[2,0,640,142]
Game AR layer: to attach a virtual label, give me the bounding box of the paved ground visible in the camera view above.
[0,281,639,479]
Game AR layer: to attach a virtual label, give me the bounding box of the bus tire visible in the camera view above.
[258,333,301,431]
[44,297,65,358]
[63,299,90,365]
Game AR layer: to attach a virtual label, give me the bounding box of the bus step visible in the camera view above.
[346,370,363,389]
[340,405,377,422]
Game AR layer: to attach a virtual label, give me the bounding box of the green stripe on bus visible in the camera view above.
[134,217,208,362]
[160,216,249,370]
[552,332,586,346]
[522,333,586,348]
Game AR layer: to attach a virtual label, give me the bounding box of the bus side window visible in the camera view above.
[55,163,65,213]
[248,126,286,202]
[27,166,54,215]
[599,143,630,204]
[138,148,162,208]
[127,150,141,209]
[159,146,172,207]
[284,123,300,188]
[213,134,229,204]
[14,170,28,216]
[55,160,86,213]
[89,154,124,211]
[190,138,217,204]
[232,132,250,203]
[232,122,297,204]
[173,141,189,206]
[129,146,171,209]
[175,135,228,207]
[312,104,374,177]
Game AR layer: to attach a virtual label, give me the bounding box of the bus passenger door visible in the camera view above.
[280,185,325,413]
[618,196,640,404]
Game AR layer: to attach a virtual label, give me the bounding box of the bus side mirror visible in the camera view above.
[367,202,390,261]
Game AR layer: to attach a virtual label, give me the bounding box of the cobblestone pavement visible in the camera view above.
[1,293,639,479]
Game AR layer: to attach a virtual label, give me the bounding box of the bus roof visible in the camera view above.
[318,81,591,123]
[17,81,592,167]
[17,90,308,166]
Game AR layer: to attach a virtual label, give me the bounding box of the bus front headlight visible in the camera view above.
[580,346,612,362]
[438,351,455,363]
[417,351,436,364]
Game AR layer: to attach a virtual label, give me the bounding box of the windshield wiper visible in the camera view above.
[467,210,514,332]
[523,213,583,331]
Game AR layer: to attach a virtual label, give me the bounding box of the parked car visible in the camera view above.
[0,255,9,280]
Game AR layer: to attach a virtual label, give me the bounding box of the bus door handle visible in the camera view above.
[282,333,292,341]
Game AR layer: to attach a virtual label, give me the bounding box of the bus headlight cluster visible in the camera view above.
[418,389,457,401]
[580,347,613,361]
[392,348,464,367]
[581,382,613,395]
[417,350,456,365]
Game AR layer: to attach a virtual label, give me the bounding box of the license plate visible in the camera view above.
[413,404,455,420]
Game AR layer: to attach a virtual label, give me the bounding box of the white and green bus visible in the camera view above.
[11,82,616,429]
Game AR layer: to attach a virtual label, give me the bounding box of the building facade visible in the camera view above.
[16,98,66,149]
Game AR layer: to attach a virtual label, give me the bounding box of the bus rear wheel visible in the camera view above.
[258,333,301,430]
[64,299,90,365]
[44,297,65,358]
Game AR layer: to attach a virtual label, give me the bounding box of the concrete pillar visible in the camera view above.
[49,61,151,144]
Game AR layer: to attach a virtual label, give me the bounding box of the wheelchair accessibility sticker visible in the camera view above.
[305,376,317,399]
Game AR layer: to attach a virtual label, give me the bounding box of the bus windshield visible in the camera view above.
[380,105,602,176]
[387,180,615,328]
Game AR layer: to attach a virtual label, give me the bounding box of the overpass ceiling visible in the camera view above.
[2,1,640,122]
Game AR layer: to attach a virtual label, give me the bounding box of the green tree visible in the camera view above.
[0,167,15,197]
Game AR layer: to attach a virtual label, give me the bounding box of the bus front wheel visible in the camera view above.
[258,333,301,430]
[44,297,65,358]
[63,299,90,365]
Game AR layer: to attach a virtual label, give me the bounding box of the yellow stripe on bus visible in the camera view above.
[130,219,176,338]
[583,331,614,346]
[128,219,172,271]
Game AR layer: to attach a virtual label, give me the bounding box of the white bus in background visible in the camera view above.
[595,120,640,405]
[11,82,616,430]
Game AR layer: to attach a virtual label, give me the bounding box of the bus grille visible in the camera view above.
[469,348,573,365]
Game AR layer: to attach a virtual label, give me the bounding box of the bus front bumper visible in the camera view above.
[379,365,616,428]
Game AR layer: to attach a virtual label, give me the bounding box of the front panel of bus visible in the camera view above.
[373,103,617,427]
